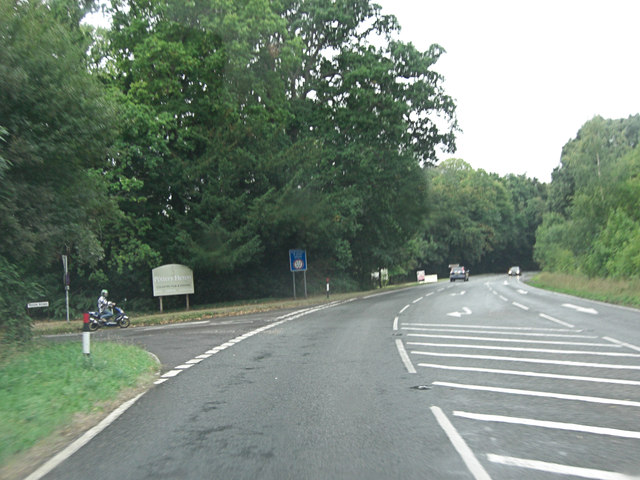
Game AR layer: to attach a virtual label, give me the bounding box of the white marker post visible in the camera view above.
[82,313,91,356]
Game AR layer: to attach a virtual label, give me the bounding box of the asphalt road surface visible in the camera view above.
[35,275,640,479]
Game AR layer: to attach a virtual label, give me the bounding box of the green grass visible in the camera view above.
[0,341,158,467]
[529,272,640,309]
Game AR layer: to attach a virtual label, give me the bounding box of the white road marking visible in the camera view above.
[605,337,640,352]
[454,411,640,439]
[487,454,640,480]
[407,342,640,357]
[563,303,598,315]
[403,323,578,331]
[393,316,399,331]
[413,297,424,303]
[400,304,410,313]
[512,302,529,310]
[413,352,640,370]
[395,339,416,374]
[447,307,472,318]
[499,295,508,302]
[405,328,595,338]
[161,369,182,378]
[433,381,640,408]
[517,289,528,295]
[539,313,574,328]
[430,407,492,480]
[417,363,640,386]
[407,333,617,347]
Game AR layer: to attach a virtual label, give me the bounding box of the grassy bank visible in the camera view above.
[529,272,640,309]
[0,342,158,477]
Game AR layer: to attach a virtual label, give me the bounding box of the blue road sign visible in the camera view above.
[289,249,307,272]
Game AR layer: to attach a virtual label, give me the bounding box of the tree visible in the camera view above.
[0,0,116,339]
[422,159,515,274]
[535,115,640,277]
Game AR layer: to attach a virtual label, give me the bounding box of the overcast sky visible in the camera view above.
[374,0,640,182]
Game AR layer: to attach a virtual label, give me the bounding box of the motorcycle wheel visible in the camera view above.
[119,317,130,328]
[88,320,100,332]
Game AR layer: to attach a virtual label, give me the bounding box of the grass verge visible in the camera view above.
[528,272,640,309]
[0,341,159,476]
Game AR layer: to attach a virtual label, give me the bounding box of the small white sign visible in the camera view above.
[27,301,49,308]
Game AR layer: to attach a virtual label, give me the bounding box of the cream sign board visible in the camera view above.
[152,264,194,297]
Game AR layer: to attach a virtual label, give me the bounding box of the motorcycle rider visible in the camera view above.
[97,289,114,321]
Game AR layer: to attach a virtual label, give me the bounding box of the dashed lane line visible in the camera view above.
[155,301,347,385]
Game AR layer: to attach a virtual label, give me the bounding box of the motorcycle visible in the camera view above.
[88,301,130,331]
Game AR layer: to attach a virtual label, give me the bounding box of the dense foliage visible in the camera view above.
[6,0,632,344]
[534,115,640,278]
[415,159,545,278]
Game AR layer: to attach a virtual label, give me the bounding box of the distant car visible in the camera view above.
[450,266,469,282]
[508,266,521,276]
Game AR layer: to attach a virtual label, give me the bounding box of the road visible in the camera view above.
[35,275,640,479]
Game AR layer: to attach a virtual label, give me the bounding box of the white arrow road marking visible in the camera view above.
[563,303,598,315]
[447,307,472,317]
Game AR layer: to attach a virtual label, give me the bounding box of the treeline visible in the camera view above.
[535,115,640,278]
[3,0,625,345]
[2,0,461,342]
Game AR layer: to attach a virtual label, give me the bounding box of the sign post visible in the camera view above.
[62,255,70,322]
[289,250,307,299]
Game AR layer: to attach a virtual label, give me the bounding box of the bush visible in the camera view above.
[0,256,43,344]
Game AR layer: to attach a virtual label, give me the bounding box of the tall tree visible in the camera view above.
[0,0,116,339]
[535,115,640,277]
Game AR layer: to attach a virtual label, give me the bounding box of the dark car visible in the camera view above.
[450,266,469,282]
[508,266,521,276]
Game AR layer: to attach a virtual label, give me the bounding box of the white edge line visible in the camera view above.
[430,406,492,480]
[26,301,351,480]
[25,392,146,480]
[395,339,416,373]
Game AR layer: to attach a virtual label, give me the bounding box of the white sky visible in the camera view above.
[374,0,640,182]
